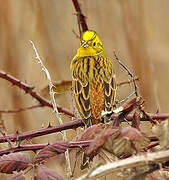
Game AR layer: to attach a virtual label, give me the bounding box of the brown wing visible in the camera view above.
[71,57,92,127]
[103,58,117,112]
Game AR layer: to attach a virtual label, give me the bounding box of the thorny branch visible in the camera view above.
[0,119,83,143]
[72,0,88,37]
[29,40,72,178]
[0,111,167,144]
[0,70,74,117]
[0,140,92,156]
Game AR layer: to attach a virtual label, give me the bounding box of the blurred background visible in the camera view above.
[0,0,169,179]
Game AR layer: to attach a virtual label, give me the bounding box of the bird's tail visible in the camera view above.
[80,152,90,170]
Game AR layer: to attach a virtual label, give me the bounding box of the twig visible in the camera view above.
[117,77,139,86]
[0,140,92,156]
[117,91,136,104]
[0,70,74,117]
[0,144,47,156]
[72,0,88,37]
[114,51,139,97]
[0,104,43,113]
[30,40,72,179]
[72,29,81,39]
[75,149,169,180]
[0,119,84,144]
[146,141,159,150]
[0,129,12,148]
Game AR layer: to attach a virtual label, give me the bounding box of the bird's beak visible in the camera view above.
[82,41,89,48]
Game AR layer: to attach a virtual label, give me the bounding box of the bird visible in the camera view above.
[70,30,117,169]
[70,30,117,127]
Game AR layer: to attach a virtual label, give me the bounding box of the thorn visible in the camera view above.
[73,127,77,131]
[32,149,36,153]
[15,130,20,135]
[156,108,159,114]
[48,122,52,128]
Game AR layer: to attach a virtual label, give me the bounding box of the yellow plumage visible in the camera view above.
[70,30,116,127]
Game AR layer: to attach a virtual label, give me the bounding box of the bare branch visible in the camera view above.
[0,140,92,156]
[30,40,72,179]
[0,70,74,117]
[0,104,42,113]
[0,119,83,144]
[75,149,169,180]
[72,0,88,37]
[117,77,139,86]
[114,52,139,97]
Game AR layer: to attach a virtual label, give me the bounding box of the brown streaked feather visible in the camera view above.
[102,58,117,112]
[73,80,91,119]
[104,75,116,111]
[71,55,116,126]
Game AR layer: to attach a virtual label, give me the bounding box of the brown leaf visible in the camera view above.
[0,152,30,174]
[78,123,105,141]
[112,97,142,126]
[121,127,142,140]
[8,173,25,180]
[36,165,63,180]
[152,118,169,148]
[33,141,68,164]
[86,126,120,159]
[77,124,113,161]
[104,127,150,157]
[41,80,72,99]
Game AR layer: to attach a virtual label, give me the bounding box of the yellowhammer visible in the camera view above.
[70,30,117,127]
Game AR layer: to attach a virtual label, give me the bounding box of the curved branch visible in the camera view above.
[0,104,43,113]
[0,119,84,143]
[72,0,88,35]
[0,70,74,117]
[0,140,92,156]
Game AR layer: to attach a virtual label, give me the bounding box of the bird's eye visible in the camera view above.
[93,42,96,46]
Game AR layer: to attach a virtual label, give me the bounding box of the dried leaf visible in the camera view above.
[78,123,105,141]
[104,127,149,157]
[86,126,120,159]
[0,152,30,174]
[41,80,72,99]
[8,173,25,180]
[33,141,68,164]
[153,119,169,148]
[112,97,142,126]
[121,127,142,141]
[36,165,63,180]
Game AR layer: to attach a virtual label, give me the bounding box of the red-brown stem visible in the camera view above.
[0,140,92,156]
[0,112,167,144]
[72,0,88,32]
[117,77,139,86]
[0,119,84,143]
[0,70,74,117]
[112,112,169,121]
[0,104,43,113]
[146,141,159,150]
[0,144,47,156]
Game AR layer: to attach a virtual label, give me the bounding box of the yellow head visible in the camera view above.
[77,30,105,57]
